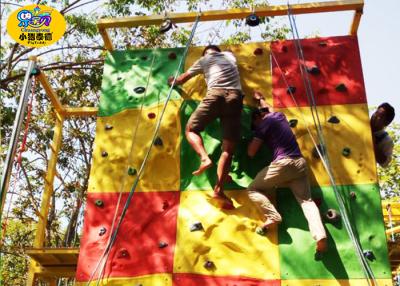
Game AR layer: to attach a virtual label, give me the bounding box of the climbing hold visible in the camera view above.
[335,83,347,92]
[255,227,266,236]
[141,55,148,60]
[154,137,163,146]
[160,19,173,33]
[342,147,351,157]
[245,13,260,27]
[134,86,146,94]
[314,251,324,261]
[281,45,288,53]
[327,116,340,124]
[148,112,156,119]
[190,222,203,232]
[288,119,298,128]
[101,151,108,157]
[99,227,106,236]
[312,144,326,159]
[318,88,329,95]
[350,191,357,199]
[203,260,214,269]
[95,199,104,207]
[168,52,177,60]
[30,68,41,76]
[363,250,376,261]
[253,48,263,56]
[319,41,327,47]
[117,76,122,80]
[325,208,341,223]
[287,86,296,95]
[117,248,129,259]
[128,167,137,176]
[307,66,320,75]
[158,241,168,248]
[127,95,135,102]
[105,124,113,131]
[162,200,169,210]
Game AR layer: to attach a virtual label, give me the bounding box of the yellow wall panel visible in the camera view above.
[173,190,280,280]
[75,273,172,286]
[183,42,272,107]
[281,279,393,286]
[276,104,377,187]
[88,100,182,193]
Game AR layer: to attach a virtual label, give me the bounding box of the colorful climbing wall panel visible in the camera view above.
[76,37,393,286]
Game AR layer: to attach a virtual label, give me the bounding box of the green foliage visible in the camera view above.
[378,123,400,201]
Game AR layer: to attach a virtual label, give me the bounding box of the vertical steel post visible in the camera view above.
[0,59,36,221]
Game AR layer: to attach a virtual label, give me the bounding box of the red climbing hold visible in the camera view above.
[148,112,156,119]
[253,48,263,56]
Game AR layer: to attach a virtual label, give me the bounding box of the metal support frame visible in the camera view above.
[0,58,36,222]
[97,0,364,51]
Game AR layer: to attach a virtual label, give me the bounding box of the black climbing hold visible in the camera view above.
[30,67,41,76]
[327,116,340,124]
[289,119,298,128]
[99,227,106,236]
[160,19,173,33]
[319,41,327,47]
[363,250,376,261]
[158,241,168,248]
[314,251,324,261]
[141,55,148,60]
[95,199,104,207]
[101,151,108,157]
[342,147,351,157]
[127,95,135,101]
[325,208,341,223]
[307,66,320,75]
[350,191,357,199]
[245,13,260,27]
[253,48,263,55]
[105,124,113,130]
[168,52,177,60]
[203,260,214,269]
[287,86,296,95]
[190,222,203,232]
[128,167,137,176]
[117,76,123,80]
[335,83,347,92]
[256,226,266,236]
[154,137,163,146]
[134,86,146,94]
[312,144,326,159]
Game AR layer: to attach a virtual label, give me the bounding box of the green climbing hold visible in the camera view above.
[289,119,298,128]
[95,199,104,207]
[128,167,137,176]
[335,83,347,92]
[342,147,351,157]
[255,226,267,236]
[30,68,41,76]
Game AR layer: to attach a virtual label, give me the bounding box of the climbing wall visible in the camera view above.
[75,36,393,286]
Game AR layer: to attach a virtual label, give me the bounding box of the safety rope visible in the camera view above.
[86,14,201,285]
[387,204,395,242]
[86,53,157,285]
[0,76,36,248]
[286,5,377,285]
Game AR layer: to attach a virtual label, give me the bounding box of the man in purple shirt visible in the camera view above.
[247,91,327,253]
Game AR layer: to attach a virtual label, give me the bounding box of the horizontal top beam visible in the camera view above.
[97,0,363,29]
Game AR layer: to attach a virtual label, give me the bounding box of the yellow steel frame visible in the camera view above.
[25,57,97,285]
[96,0,364,51]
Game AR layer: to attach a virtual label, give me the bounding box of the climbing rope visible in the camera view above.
[86,53,157,285]
[286,5,377,285]
[0,75,37,248]
[86,14,201,285]
[387,204,395,242]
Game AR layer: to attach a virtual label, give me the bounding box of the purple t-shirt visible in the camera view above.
[254,112,302,162]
